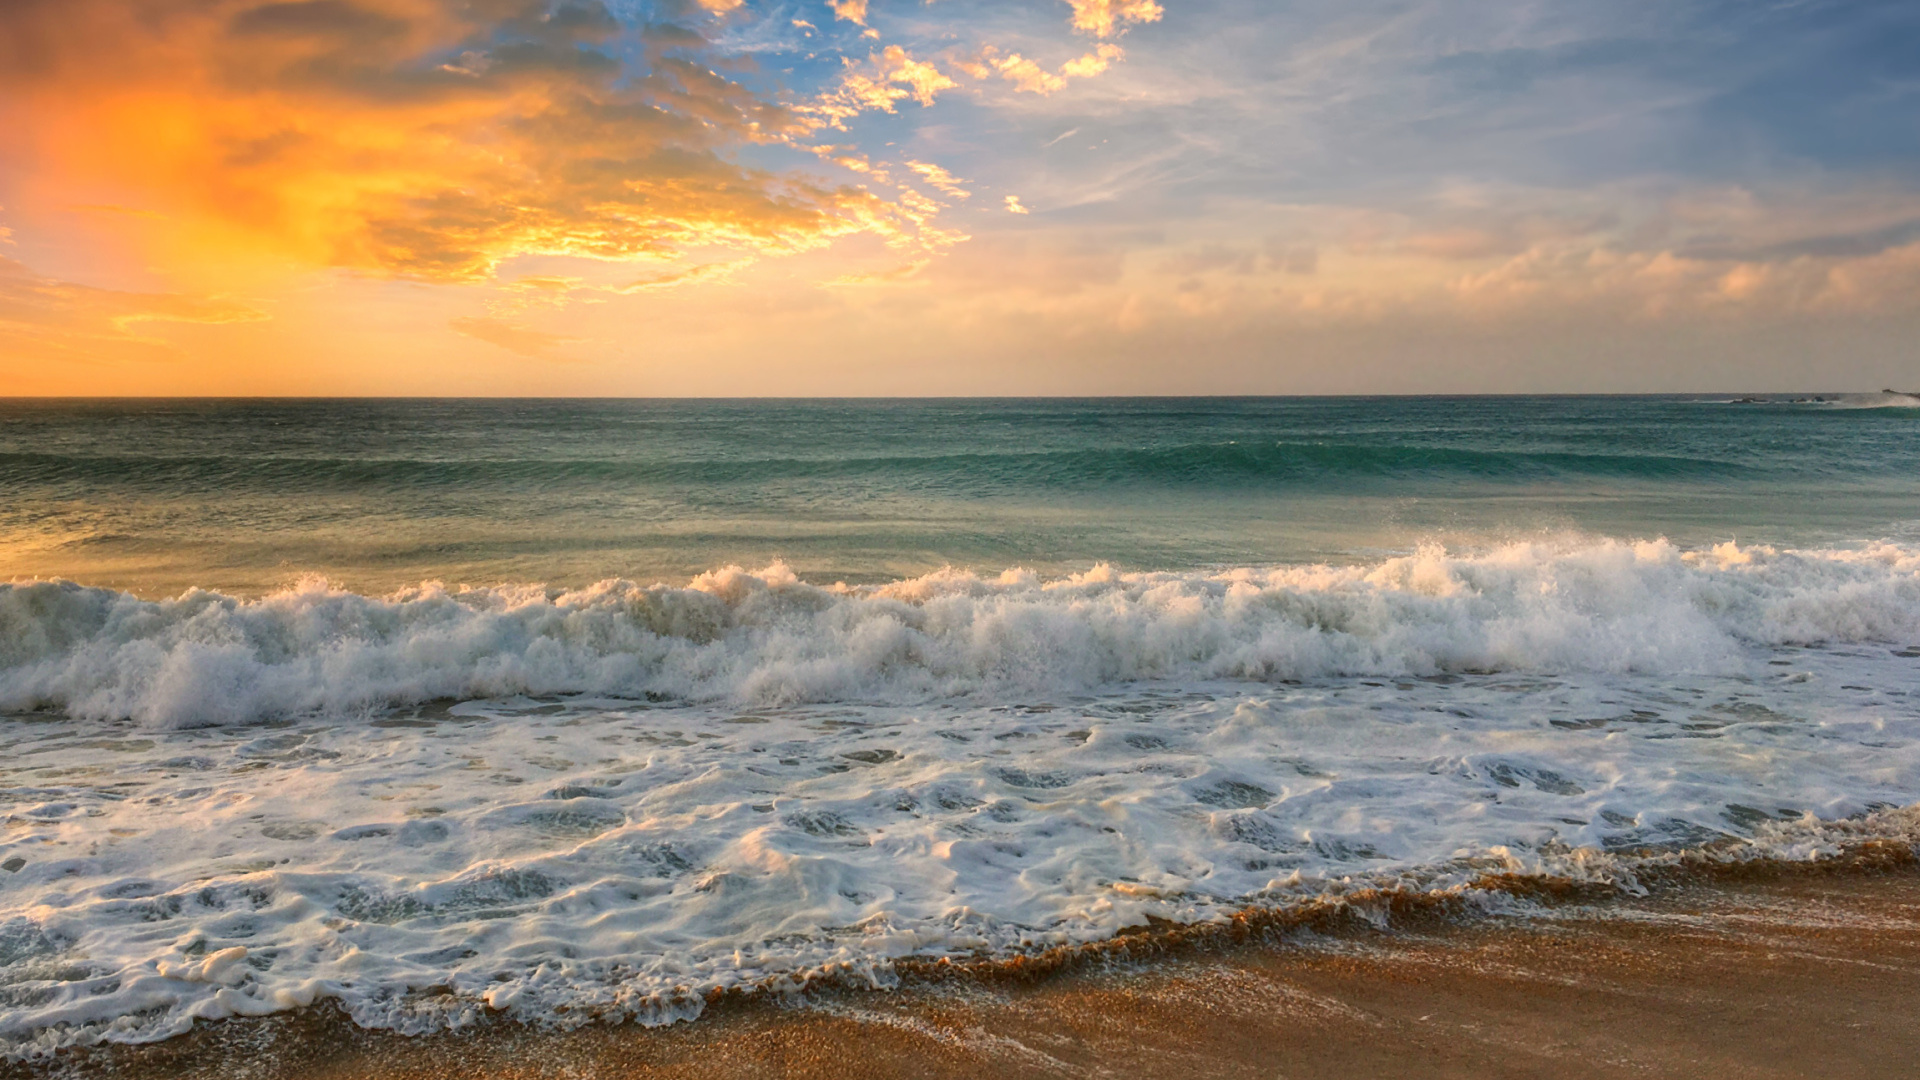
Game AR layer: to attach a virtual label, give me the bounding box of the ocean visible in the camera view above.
[3,394,1919,1057]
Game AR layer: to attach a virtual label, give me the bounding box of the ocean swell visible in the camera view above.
[4,538,1918,727]
[0,440,1755,495]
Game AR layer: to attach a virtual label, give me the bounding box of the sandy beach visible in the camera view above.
[15,851,1920,1080]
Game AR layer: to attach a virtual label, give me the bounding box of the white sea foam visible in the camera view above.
[1720,391,1920,408]
[2,538,1920,1057]
[3,538,1919,728]
[1826,390,1920,409]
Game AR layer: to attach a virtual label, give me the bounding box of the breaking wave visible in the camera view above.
[5,537,1919,728]
[1722,390,1920,410]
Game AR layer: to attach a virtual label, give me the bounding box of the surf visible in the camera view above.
[4,537,1918,728]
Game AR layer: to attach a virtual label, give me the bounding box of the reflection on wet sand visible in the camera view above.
[22,857,1920,1079]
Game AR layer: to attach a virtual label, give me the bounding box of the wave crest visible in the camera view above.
[4,538,1919,727]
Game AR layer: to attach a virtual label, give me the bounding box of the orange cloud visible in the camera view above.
[829,0,868,25]
[1443,240,1920,320]
[1,0,950,284]
[905,161,970,200]
[613,258,756,291]
[1064,0,1163,38]
[448,315,581,357]
[962,43,1127,95]
[988,52,1066,94]
[806,46,959,128]
[1061,43,1125,78]
[824,258,930,286]
[0,255,267,365]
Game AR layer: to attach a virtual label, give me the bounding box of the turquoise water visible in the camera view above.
[2,395,1917,594]
[4,394,1920,1054]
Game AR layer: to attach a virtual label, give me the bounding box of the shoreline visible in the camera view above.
[14,848,1920,1079]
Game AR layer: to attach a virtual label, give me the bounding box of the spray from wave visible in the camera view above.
[5,537,1918,727]
[1723,390,1920,409]
[1839,390,1920,409]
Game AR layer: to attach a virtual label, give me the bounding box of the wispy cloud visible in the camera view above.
[448,316,584,358]
[0,255,267,364]
[824,258,931,286]
[5,0,1918,391]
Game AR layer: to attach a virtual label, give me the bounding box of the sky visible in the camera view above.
[1,0,1916,395]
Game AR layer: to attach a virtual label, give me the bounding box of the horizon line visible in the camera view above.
[1,390,1911,403]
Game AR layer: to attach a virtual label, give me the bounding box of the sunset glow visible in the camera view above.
[5,6,1920,1067]
[3,0,1916,394]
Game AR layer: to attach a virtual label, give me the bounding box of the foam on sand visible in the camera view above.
[2,537,1919,1057]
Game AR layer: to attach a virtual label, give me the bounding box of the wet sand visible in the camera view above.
[16,855,1920,1080]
